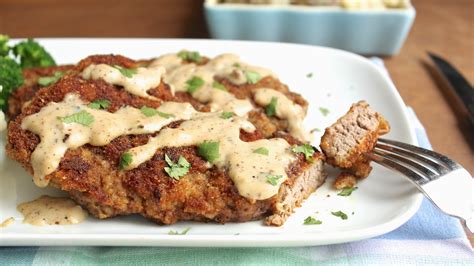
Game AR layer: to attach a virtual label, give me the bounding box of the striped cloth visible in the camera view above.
[1,59,473,265]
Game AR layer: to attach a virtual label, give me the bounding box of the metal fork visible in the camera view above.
[367,138,473,233]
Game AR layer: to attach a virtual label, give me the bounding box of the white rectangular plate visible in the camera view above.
[0,39,422,247]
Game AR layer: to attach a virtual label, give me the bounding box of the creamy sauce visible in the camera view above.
[253,88,311,141]
[81,64,165,100]
[0,110,6,131]
[21,94,196,187]
[17,195,87,226]
[0,217,14,228]
[126,113,295,200]
[150,53,274,116]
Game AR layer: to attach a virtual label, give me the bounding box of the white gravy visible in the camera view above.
[17,195,87,226]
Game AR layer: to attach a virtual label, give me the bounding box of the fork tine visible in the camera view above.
[367,152,430,185]
[378,138,460,170]
[375,143,450,175]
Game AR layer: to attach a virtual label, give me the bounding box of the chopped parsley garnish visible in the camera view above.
[220,112,233,119]
[197,141,220,163]
[303,216,322,225]
[292,144,315,161]
[233,63,241,68]
[112,65,137,78]
[319,107,330,116]
[88,99,111,110]
[331,211,348,220]
[338,187,358,197]
[119,152,133,170]
[266,174,283,186]
[178,50,202,63]
[37,71,64,86]
[140,106,174,118]
[164,154,190,180]
[168,227,191,235]
[265,96,278,117]
[212,81,227,91]
[306,72,313,78]
[58,110,94,126]
[186,76,204,93]
[244,70,261,84]
[253,147,269,155]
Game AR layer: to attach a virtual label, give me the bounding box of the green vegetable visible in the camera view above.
[186,76,204,93]
[119,152,133,170]
[233,63,241,68]
[331,211,348,220]
[0,35,9,57]
[177,50,202,63]
[220,112,233,119]
[0,57,24,111]
[88,99,111,110]
[244,70,261,84]
[164,154,190,180]
[253,147,269,156]
[292,144,315,161]
[197,141,220,163]
[58,110,94,126]
[12,39,56,68]
[306,72,313,78]
[319,107,330,116]
[140,106,174,118]
[168,227,191,235]
[37,71,64,87]
[265,97,278,117]
[212,81,227,91]
[303,216,322,225]
[266,174,283,186]
[338,187,358,197]
[112,65,137,78]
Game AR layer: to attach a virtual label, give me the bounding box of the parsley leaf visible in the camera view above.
[233,63,241,68]
[140,106,174,118]
[58,110,94,126]
[266,174,283,186]
[164,154,190,180]
[244,70,261,84]
[88,99,111,110]
[303,216,322,225]
[119,152,133,170]
[197,141,220,163]
[331,211,348,220]
[253,147,269,155]
[212,81,227,91]
[265,96,278,117]
[292,144,315,161]
[112,65,137,78]
[178,50,202,63]
[37,71,64,86]
[168,227,191,235]
[306,72,313,78]
[338,187,358,197]
[186,76,204,93]
[220,112,233,119]
[319,107,330,116]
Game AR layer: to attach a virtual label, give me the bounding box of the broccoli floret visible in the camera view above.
[12,39,56,69]
[0,35,9,57]
[0,57,24,111]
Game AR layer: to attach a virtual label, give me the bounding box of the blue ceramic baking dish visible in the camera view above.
[204,1,416,56]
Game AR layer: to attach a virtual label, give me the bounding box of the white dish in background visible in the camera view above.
[0,39,421,247]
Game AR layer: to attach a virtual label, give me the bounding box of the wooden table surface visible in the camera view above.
[0,0,472,245]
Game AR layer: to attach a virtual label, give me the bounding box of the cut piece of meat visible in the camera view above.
[320,101,390,180]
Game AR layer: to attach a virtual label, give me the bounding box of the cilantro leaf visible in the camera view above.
[37,71,64,87]
[331,211,348,220]
[303,216,322,225]
[88,99,111,110]
[306,72,313,78]
[140,106,174,118]
[233,63,241,68]
[265,96,278,117]
[197,141,220,163]
[292,144,315,161]
[164,154,190,180]
[186,76,204,93]
[168,227,191,235]
[244,70,261,84]
[319,107,330,116]
[220,112,233,119]
[338,187,358,197]
[112,65,137,78]
[178,50,202,63]
[58,110,94,126]
[266,174,283,186]
[119,152,133,170]
[212,81,227,91]
[253,147,269,155]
